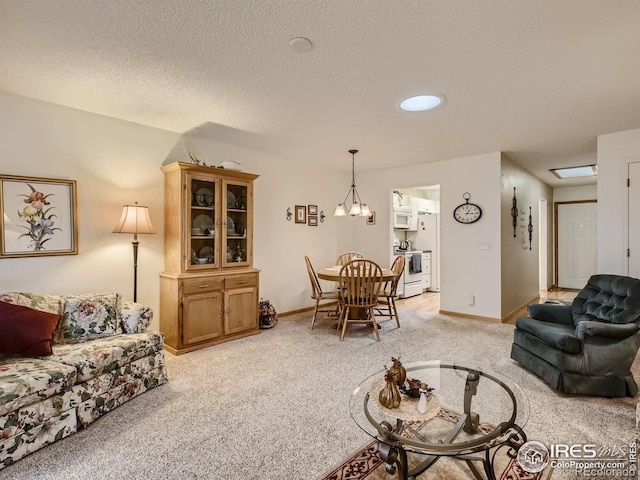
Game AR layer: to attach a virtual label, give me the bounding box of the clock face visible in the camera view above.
[453,203,482,224]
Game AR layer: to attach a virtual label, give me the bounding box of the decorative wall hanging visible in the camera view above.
[528,206,533,250]
[308,205,318,215]
[308,216,318,226]
[294,205,306,224]
[319,210,326,223]
[511,187,518,237]
[286,207,292,221]
[0,174,78,258]
[366,211,376,225]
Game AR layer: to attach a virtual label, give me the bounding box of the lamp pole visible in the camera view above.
[132,232,139,302]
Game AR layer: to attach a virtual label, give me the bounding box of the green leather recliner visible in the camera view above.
[511,274,640,397]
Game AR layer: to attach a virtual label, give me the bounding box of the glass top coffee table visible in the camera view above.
[349,360,529,480]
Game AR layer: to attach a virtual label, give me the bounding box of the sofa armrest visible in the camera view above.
[121,301,153,333]
[527,303,573,325]
[576,321,639,341]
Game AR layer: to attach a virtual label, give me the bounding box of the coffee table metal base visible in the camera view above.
[368,370,527,480]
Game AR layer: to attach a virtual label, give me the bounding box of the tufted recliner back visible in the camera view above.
[572,274,640,325]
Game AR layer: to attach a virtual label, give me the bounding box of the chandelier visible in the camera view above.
[334,149,371,217]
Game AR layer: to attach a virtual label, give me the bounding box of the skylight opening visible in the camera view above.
[549,165,598,179]
[400,94,444,112]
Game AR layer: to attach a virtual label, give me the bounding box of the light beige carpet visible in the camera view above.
[0,309,635,480]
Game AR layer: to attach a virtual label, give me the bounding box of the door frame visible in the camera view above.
[553,199,597,289]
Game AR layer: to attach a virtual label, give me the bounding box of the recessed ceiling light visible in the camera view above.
[289,37,313,52]
[549,164,598,179]
[400,94,444,112]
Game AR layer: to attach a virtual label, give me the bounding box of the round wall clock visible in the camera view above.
[453,192,482,224]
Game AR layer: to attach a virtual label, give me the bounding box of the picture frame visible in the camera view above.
[308,204,318,215]
[0,174,78,258]
[366,211,376,225]
[308,216,318,226]
[295,205,306,224]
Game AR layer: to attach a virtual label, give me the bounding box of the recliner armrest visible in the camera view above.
[527,303,573,325]
[575,321,639,340]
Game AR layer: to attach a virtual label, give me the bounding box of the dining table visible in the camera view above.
[316,265,396,283]
[317,265,397,320]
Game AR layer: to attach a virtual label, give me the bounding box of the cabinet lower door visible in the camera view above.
[182,292,223,345]
[224,287,257,335]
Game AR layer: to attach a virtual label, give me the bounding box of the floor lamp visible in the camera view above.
[112,202,156,302]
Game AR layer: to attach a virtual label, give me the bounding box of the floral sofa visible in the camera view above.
[0,292,168,470]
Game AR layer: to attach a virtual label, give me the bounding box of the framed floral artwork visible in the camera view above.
[295,205,306,224]
[308,216,318,226]
[308,204,318,215]
[0,175,78,257]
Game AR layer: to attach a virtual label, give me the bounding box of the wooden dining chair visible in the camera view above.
[338,259,384,341]
[304,256,341,330]
[336,251,365,266]
[374,255,406,328]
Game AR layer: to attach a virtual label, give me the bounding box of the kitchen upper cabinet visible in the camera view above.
[417,198,437,214]
[408,197,419,231]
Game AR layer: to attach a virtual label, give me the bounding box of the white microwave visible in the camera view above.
[394,209,411,229]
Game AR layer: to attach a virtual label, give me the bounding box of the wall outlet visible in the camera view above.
[479,242,492,250]
[468,291,475,306]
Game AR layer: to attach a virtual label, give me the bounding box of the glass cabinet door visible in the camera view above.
[186,174,219,270]
[223,179,252,268]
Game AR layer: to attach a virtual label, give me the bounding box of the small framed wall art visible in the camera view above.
[308,216,318,226]
[366,211,376,225]
[308,204,318,215]
[0,174,78,257]
[295,205,306,224]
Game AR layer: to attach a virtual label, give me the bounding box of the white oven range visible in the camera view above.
[394,249,423,298]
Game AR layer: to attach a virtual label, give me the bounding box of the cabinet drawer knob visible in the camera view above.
[238,280,247,284]
[198,284,209,288]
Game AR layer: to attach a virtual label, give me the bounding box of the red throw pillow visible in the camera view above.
[0,301,61,357]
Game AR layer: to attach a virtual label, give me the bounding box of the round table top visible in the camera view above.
[349,360,529,457]
[317,266,396,282]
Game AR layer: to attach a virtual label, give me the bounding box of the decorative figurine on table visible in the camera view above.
[417,383,429,413]
[388,357,406,386]
[379,369,401,409]
[406,378,422,397]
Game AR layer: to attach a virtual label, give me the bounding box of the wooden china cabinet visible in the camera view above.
[159,162,260,355]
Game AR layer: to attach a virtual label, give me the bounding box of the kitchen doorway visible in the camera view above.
[391,185,441,303]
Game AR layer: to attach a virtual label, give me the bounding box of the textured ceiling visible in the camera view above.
[1,0,639,187]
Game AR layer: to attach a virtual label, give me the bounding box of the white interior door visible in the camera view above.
[557,202,597,289]
[629,162,640,278]
[539,198,548,290]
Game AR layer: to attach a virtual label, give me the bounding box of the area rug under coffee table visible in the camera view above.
[320,409,553,480]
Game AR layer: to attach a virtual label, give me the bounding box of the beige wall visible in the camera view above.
[500,154,553,318]
[597,127,640,275]
[0,93,349,328]
[4,91,604,327]
[357,152,505,319]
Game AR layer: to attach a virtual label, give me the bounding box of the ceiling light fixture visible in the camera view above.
[289,37,313,52]
[549,164,598,179]
[400,94,444,112]
[334,149,371,217]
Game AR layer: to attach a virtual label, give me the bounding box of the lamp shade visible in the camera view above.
[334,203,348,217]
[113,203,155,235]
